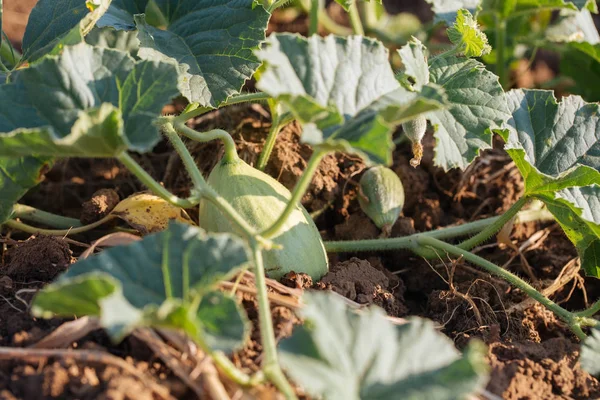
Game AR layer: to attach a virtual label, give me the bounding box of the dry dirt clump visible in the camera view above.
[487,338,600,399]
[80,188,120,224]
[316,257,408,317]
[6,236,73,281]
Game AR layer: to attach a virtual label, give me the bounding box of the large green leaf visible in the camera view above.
[279,292,489,400]
[559,42,600,102]
[21,0,112,63]
[0,156,53,223]
[581,328,600,376]
[197,291,250,353]
[427,55,509,170]
[132,0,269,107]
[397,38,429,91]
[502,89,600,190]
[536,187,600,276]
[255,34,448,166]
[85,26,140,56]
[0,43,179,157]
[97,0,149,31]
[501,89,600,276]
[32,222,250,345]
[546,9,600,44]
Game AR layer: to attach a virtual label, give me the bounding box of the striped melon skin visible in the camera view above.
[199,158,328,281]
[358,166,405,234]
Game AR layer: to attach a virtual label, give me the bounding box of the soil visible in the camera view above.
[80,189,120,224]
[2,0,600,399]
[5,236,73,281]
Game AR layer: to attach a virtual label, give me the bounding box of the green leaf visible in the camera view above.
[21,0,112,63]
[32,273,121,317]
[559,42,600,102]
[546,9,600,44]
[0,43,179,157]
[501,89,600,276]
[32,222,250,343]
[0,156,53,223]
[133,0,269,107]
[502,89,600,190]
[447,9,491,57]
[397,37,429,90]
[197,291,250,353]
[85,26,140,57]
[428,55,509,170]
[581,328,600,376]
[256,34,448,166]
[279,292,489,400]
[97,0,149,31]
[535,187,600,276]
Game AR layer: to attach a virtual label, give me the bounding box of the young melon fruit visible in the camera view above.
[358,166,405,236]
[401,116,427,168]
[199,158,328,281]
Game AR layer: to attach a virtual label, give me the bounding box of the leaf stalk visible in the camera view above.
[250,240,298,399]
[347,2,365,35]
[11,204,83,229]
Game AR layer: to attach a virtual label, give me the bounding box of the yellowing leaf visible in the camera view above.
[110,193,194,234]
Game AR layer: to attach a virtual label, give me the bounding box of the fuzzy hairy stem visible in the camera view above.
[577,299,600,318]
[172,92,272,125]
[162,124,208,189]
[347,2,364,35]
[257,109,294,171]
[117,153,200,208]
[299,0,351,35]
[11,204,83,229]
[250,241,298,399]
[458,197,528,250]
[309,0,320,35]
[257,101,283,171]
[4,216,115,236]
[175,123,239,163]
[324,205,554,253]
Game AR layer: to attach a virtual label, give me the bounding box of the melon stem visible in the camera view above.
[250,241,298,399]
[174,123,240,163]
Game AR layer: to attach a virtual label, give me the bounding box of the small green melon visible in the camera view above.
[358,166,405,235]
[199,158,328,281]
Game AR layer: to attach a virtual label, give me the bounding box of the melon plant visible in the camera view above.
[2,1,600,398]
